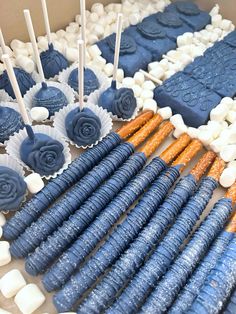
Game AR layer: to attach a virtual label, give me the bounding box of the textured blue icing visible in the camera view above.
[40,44,69,79]
[223,30,236,48]
[68,68,99,96]
[125,22,176,61]
[97,34,152,77]
[32,82,68,117]
[98,81,137,119]
[0,166,27,211]
[20,132,65,176]
[165,1,211,31]
[65,107,101,146]
[0,68,35,99]
[0,106,24,143]
[154,72,221,127]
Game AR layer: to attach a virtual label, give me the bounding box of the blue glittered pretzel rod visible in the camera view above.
[139,184,236,314]
[76,152,217,314]
[42,134,192,293]
[223,285,236,314]
[3,110,154,241]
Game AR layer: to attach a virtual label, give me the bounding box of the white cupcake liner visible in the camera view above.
[87,81,140,122]
[0,89,14,102]
[58,63,109,101]
[6,124,71,180]
[53,102,113,149]
[23,81,75,122]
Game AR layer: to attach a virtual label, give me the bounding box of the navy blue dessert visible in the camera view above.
[223,30,236,49]
[68,68,99,96]
[0,106,24,143]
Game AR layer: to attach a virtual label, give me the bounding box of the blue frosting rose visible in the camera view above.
[65,107,101,146]
[20,133,65,176]
[176,1,200,16]
[0,166,27,211]
[107,33,137,55]
[137,21,166,39]
[156,12,183,28]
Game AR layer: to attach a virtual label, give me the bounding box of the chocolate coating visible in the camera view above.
[68,68,99,96]
[0,106,24,143]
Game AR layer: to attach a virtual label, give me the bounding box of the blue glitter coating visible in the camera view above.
[223,286,236,314]
[0,106,24,143]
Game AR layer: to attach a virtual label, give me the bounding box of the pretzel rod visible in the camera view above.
[190,151,217,182]
[159,133,191,165]
[116,110,154,139]
[140,121,174,158]
[207,157,225,182]
[172,139,203,172]
[128,114,163,148]
[225,181,236,205]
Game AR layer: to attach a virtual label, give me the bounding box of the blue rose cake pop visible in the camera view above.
[0,68,35,99]
[98,81,137,119]
[68,68,99,96]
[0,166,27,211]
[65,107,101,146]
[32,82,68,117]
[40,43,69,79]
[0,106,24,143]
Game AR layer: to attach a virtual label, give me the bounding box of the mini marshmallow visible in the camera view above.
[14,48,28,57]
[122,77,135,88]
[88,45,102,59]
[38,37,48,51]
[220,19,233,31]
[187,127,200,139]
[210,103,229,121]
[0,227,2,239]
[94,25,105,38]
[14,284,45,314]
[136,98,143,109]
[148,62,159,72]
[92,56,106,69]
[87,34,99,45]
[0,270,26,298]
[170,114,185,127]
[173,124,188,138]
[65,47,78,63]
[134,72,145,86]
[129,13,140,25]
[158,107,172,120]
[24,173,45,194]
[143,99,157,113]
[91,3,104,16]
[10,39,26,51]
[149,67,165,80]
[0,309,12,314]
[0,242,11,266]
[220,168,236,188]
[212,14,222,27]
[221,97,234,108]
[104,63,114,77]
[132,85,142,98]
[210,138,226,153]
[116,68,125,83]
[220,144,236,162]
[210,4,219,17]
[30,107,49,122]
[159,59,170,71]
[15,56,35,73]
[141,90,154,100]
[142,80,155,91]
[0,213,6,227]
[0,46,13,59]
[198,130,214,146]
[56,30,66,38]
[164,70,176,80]
[226,110,236,124]
[228,161,236,169]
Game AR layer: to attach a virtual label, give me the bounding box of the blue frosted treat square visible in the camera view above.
[97,33,152,77]
[142,12,193,40]
[154,72,221,127]
[124,21,176,61]
[223,30,236,49]
[164,1,211,31]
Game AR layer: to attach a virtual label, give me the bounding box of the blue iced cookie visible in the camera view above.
[40,44,69,79]
[165,1,211,31]
[97,33,152,77]
[32,82,68,117]
[0,106,24,143]
[65,107,101,146]
[143,12,192,40]
[20,131,65,176]
[0,68,35,99]
[98,81,137,119]
[154,72,221,127]
[0,166,27,211]
[124,21,176,61]
[68,68,99,96]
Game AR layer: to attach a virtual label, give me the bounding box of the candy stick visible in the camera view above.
[41,0,52,45]
[24,10,45,82]
[10,114,164,258]
[140,69,163,85]
[140,181,236,314]
[0,28,7,54]
[112,13,123,83]
[43,134,191,293]
[80,0,86,64]
[78,39,84,109]
[3,110,153,241]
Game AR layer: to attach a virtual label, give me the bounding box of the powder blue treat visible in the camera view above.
[0,166,27,211]
[0,106,24,143]
[40,43,69,79]
[165,1,211,31]
[3,132,121,241]
[98,81,137,119]
[65,107,101,146]
[97,33,152,77]
[154,72,221,127]
[20,132,65,176]
[224,286,236,314]
[33,82,68,117]
[124,21,176,61]
[68,67,99,96]
[142,12,193,41]
[0,68,35,99]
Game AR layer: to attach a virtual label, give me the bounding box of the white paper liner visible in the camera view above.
[58,63,109,101]
[6,124,71,180]
[23,81,75,122]
[87,81,140,122]
[0,89,14,102]
[53,102,113,149]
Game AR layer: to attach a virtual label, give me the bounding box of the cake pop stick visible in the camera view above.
[80,0,86,64]
[140,69,163,85]
[0,28,7,54]
[40,0,52,45]
[112,13,123,83]
[78,40,84,110]
[3,110,153,241]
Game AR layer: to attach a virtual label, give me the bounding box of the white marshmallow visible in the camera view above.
[104,63,114,77]
[226,110,236,124]
[134,72,145,86]
[164,70,176,80]
[115,69,124,83]
[143,99,157,113]
[220,168,236,188]
[14,284,45,314]
[148,62,159,72]
[210,103,229,121]
[88,45,102,59]
[0,242,11,266]
[210,4,219,17]
[142,80,155,91]
[15,56,35,73]
[170,114,185,127]
[158,107,172,120]
[173,124,188,138]
[136,98,143,109]
[38,37,48,51]
[30,107,49,122]
[221,97,234,108]
[65,48,78,63]
[220,19,233,31]
[220,145,236,162]
[187,127,200,139]
[198,130,213,146]
[0,309,12,314]
[89,12,99,23]
[113,3,122,13]
[132,85,142,98]
[149,67,165,80]
[122,77,135,88]
[56,30,66,38]
[0,270,26,298]
[141,90,154,100]
[129,13,140,25]
[0,213,6,227]
[210,138,226,153]
[87,34,99,46]
[93,56,106,69]
[107,11,117,24]
[24,173,45,194]
[14,48,28,57]
[10,39,25,51]
[91,3,104,16]
[207,121,222,138]
[94,25,105,38]
[228,161,236,169]
[212,14,223,27]
[159,59,170,71]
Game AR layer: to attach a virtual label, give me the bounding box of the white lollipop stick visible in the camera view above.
[80,0,86,66]
[113,13,123,82]
[0,28,7,54]
[2,54,31,125]
[24,10,45,82]
[41,0,52,45]
[78,39,84,110]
